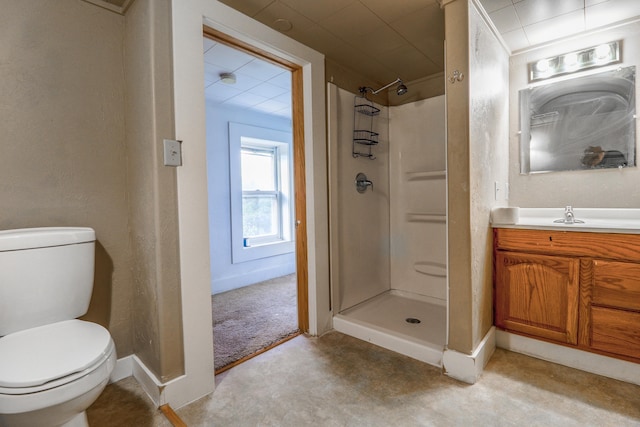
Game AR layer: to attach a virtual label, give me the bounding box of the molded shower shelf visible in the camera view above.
[414,262,447,278]
[406,213,446,223]
[406,170,446,181]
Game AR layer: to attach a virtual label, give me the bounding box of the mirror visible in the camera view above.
[520,66,636,174]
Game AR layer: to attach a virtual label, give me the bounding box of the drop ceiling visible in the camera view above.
[204,0,640,117]
[203,37,293,119]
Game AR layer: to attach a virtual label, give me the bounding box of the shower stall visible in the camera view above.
[328,83,447,367]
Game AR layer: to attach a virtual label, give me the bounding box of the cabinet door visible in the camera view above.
[495,251,579,345]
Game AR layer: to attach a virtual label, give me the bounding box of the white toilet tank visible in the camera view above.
[0,227,96,336]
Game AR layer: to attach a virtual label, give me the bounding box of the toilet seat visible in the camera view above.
[0,320,113,395]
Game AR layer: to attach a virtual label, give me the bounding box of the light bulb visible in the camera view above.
[536,59,550,72]
[563,52,579,69]
[594,44,611,61]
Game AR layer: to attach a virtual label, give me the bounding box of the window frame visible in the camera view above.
[229,122,294,264]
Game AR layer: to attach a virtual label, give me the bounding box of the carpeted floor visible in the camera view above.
[212,274,298,371]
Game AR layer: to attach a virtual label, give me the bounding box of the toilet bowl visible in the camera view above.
[0,320,116,427]
[0,228,116,427]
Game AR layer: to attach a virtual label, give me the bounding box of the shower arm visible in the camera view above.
[360,78,402,95]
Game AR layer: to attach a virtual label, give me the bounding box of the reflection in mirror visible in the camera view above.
[520,66,636,174]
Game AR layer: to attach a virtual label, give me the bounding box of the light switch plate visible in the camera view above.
[163,139,182,167]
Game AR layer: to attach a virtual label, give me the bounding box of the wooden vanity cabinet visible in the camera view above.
[494,228,640,363]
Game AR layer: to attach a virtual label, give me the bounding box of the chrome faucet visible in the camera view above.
[564,206,575,222]
[554,206,585,224]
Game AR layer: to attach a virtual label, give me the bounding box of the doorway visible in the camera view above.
[203,28,308,373]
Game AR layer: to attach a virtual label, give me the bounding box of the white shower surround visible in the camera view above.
[329,83,447,366]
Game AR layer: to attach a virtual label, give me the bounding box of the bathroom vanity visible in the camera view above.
[492,208,640,364]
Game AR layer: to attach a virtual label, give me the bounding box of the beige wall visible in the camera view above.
[0,1,133,354]
[124,0,184,382]
[509,21,640,208]
[444,0,509,354]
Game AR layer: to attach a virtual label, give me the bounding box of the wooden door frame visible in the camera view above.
[203,26,309,332]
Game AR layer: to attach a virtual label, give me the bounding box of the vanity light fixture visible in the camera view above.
[528,40,621,82]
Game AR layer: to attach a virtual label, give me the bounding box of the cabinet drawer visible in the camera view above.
[591,306,640,359]
[593,260,640,311]
[494,228,640,262]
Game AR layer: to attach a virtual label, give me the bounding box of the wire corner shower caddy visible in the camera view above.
[353,90,380,159]
[353,78,407,160]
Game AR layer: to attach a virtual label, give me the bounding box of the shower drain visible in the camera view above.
[405,317,421,324]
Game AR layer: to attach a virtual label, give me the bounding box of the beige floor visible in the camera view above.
[88,331,640,426]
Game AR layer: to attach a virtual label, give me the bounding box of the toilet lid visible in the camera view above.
[0,320,112,388]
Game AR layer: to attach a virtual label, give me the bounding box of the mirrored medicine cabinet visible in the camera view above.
[519,66,636,174]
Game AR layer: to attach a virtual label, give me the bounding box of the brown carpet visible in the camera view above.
[212,274,298,371]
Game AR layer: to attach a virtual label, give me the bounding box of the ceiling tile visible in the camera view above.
[480,0,513,14]
[236,59,285,81]
[248,82,288,98]
[252,0,318,41]
[523,10,585,45]
[254,99,290,114]
[380,44,440,82]
[360,0,439,23]
[267,72,292,90]
[514,0,584,27]
[279,0,355,22]
[500,28,530,51]
[217,0,275,17]
[586,0,640,29]
[225,73,262,92]
[586,0,609,5]
[205,82,243,103]
[224,92,269,108]
[204,43,254,70]
[320,2,387,39]
[489,6,522,34]
[271,92,292,106]
[203,37,216,53]
[389,4,444,67]
[351,25,407,57]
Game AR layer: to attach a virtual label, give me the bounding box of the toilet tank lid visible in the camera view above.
[0,227,95,251]
[0,320,112,388]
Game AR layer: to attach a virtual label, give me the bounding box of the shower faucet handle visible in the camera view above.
[355,172,373,193]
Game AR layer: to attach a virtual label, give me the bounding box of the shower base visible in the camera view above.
[333,290,446,367]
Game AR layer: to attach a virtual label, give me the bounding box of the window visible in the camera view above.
[229,123,294,264]
[241,145,281,246]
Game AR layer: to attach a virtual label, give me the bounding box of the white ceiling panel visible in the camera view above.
[523,10,585,46]
[586,0,640,29]
[236,59,285,81]
[489,6,522,34]
[514,0,584,27]
[204,43,254,70]
[203,36,293,120]
[481,0,513,13]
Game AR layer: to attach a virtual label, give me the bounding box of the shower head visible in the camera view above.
[361,77,408,96]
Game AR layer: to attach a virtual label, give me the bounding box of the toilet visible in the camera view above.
[0,227,116,427]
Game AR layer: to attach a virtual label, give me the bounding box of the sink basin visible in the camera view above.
[491,207,640,234]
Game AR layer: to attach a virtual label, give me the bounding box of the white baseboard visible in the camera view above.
[496,330,640,386]
[109,355,133,383]
[108,354,210,409]
[443,326,496,384]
